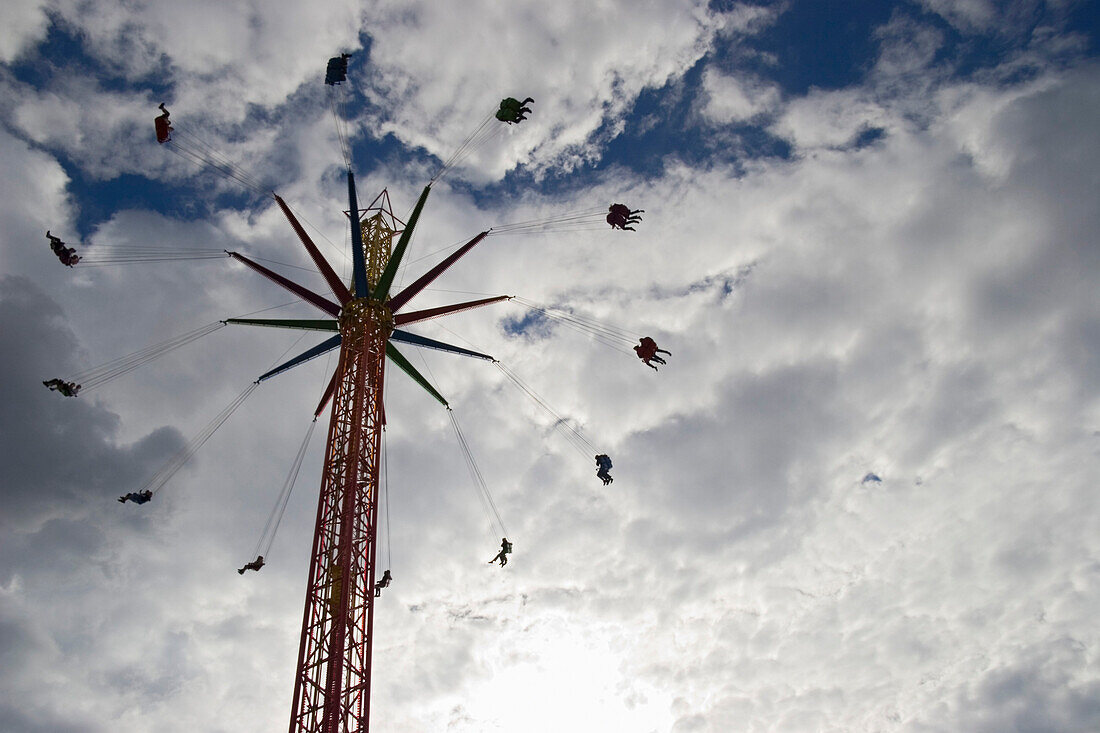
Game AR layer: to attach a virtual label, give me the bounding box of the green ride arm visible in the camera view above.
[225,318,338,332]
[373,184,431,302]
[385,342,448,408]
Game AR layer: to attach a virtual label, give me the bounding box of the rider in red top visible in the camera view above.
[634,337,670,371]
[607,204,644,230]
[154,103,173,144]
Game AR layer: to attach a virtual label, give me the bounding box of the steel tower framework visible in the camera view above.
[286,207,393,731]
[225,174,506,733]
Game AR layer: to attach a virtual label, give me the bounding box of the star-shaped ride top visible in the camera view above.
[225,173,508,409]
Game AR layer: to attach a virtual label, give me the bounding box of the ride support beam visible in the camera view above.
[257,335,342,383]
[227,252,341,318]
[226,317,338,332]
[373,184,432,302]
[274,195,353,305]
[348,171,369,297]
[393,295,510,327]
[385,343,449,407]
[389,330,495,361]
[386,231,488,313]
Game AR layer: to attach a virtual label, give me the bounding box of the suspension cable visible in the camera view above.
[73,246,229,266]
[165,143,265,195]
[166,125,269,195]
[448,408,508,538]
[62,299,299,391]
[509,297,640,353]
[486,207,611,236]
[71,321,227,391]
[382,427,392,570]
[138,381,260,496]
[246,345,340,564]
[431,112,501,184]
[328,85,353,171]
[250,417,317,560]
[134,330,307,498]
[166,116,350,274]
[494,361,599,458]
[411,347,507,538]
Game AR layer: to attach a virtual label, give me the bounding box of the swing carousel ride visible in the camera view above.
[43,53,666,733]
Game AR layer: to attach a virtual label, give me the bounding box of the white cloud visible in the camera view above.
[0,130,73,275]
[920,0,999,32]
[358,0,733,179]
[771,87,895,149]
[45,0,362,112]
[769,14,949,152]
[916,0,1080,39]
[700,68,781,123]
[1,0,772,187]
[0,0,48,63]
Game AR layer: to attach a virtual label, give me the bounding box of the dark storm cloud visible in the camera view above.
[0,707,93,733]
[0,276,184,532]
[0,276,196,730]
[0,594,100,733]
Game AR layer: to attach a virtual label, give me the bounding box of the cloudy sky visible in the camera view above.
[2,0,1099,731]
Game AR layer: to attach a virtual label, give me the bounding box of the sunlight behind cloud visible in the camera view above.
[467,623,675,733]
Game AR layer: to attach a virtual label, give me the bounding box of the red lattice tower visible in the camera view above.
[226,177,504,732]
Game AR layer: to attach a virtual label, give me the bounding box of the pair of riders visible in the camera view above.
[634,337,670,371]
[43,378,81,396]
[496,97,533,124]
[46,231,80,267]
[606,204,643,230]
[595,454,613,485]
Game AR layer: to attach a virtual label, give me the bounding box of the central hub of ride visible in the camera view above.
[340,297,393,342]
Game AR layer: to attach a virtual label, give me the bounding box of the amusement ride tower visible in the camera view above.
[225,175,504,732]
